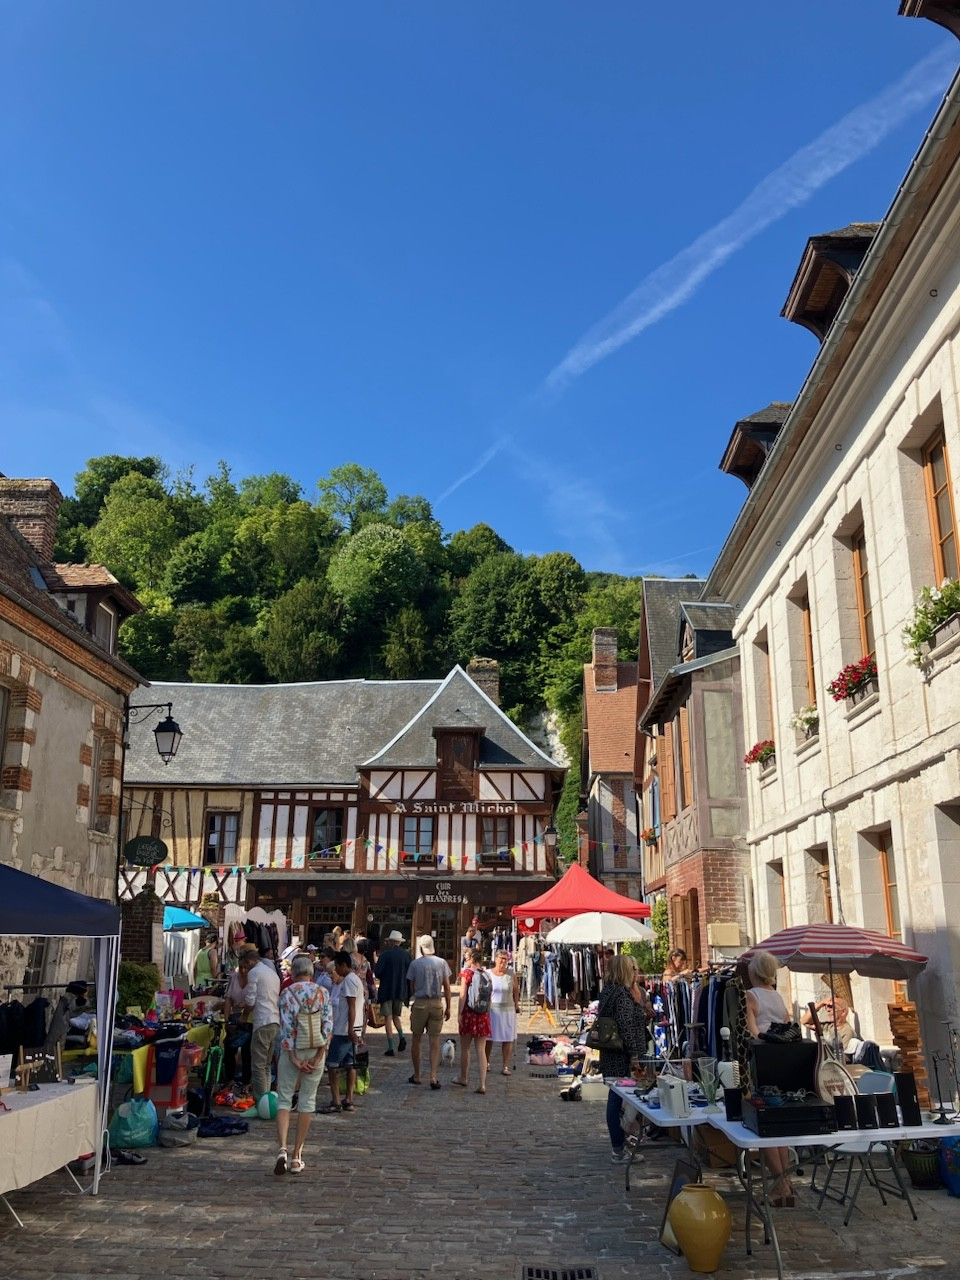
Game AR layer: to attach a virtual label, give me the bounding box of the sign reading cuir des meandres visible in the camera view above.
[124,835,169,867]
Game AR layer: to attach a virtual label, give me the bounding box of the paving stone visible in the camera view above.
[2,1017,959,1278]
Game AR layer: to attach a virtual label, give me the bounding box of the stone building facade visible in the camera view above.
[0,477,141,987]
[706,57,960,1068]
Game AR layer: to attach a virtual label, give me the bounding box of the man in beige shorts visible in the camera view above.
[405,935,452,1090]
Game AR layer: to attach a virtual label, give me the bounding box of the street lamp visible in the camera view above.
[125,702,184,765]
[542,823,558,877]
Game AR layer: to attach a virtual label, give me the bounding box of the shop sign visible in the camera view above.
[124,835,169,867]
[392,801,520,815]
[417,880,468,905]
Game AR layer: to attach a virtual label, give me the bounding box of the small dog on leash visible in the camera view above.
[441,1038,457,1067]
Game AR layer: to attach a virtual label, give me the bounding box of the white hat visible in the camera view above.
[387,929,405,943]
[417,934,435,955]
[306,944,318,952]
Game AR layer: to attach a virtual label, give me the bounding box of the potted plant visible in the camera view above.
[827,655,878,706]
[900,1139,943,1189]
[789,704,819,739]
[902,578,960,666]
[641,827,658,846]
[744,739,776,770]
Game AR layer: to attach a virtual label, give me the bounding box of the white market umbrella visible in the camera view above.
[545,911,655,946]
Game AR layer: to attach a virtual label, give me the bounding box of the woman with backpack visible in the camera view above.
[454,948,492,1093]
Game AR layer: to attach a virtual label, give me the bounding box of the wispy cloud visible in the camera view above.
[437,46,957,510]
[544,46,956,393]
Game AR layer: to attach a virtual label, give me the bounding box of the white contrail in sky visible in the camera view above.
[544,45,956,392]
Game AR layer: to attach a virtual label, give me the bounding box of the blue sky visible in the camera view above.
[1,4,957,576]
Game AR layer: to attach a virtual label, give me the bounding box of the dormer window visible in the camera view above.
[95,602,117,653]
[433,727,482,801]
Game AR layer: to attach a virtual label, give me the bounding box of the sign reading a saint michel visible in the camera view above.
[124,835,169,867]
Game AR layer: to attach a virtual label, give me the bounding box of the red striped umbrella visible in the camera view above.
[743,923,928,981]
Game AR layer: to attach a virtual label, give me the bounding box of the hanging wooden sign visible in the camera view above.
[124,835,169,867]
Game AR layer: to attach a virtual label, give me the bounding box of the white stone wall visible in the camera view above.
[722,153,960,1052]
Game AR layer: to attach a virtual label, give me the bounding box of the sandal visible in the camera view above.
[319,1103,342,1114]
[341,1101,356,1111]
[274,1149,288,1176]
[112,1149,148,1166]
[475,1087,486,1094]
[430,1080,441,1090]
[407,1075,421,1085]
[452,1079,468,1087]
[289,1157,305,1175]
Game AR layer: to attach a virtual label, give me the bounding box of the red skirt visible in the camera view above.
[459,1008,491,1038]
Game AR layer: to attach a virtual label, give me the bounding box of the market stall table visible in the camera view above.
[703,1111,952,1280]
[610,1081,712,1189]
[0,1077,98,1227]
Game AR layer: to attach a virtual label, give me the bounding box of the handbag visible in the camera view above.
[367,1001,386,1029]
[585,1015,624,1051]
[760,1020,802,1044]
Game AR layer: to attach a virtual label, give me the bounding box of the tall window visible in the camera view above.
[402,816,434,855]
[206,812,239,865]
[752,630,773,741]
[659,721,677,822]
[480,816,512,852]
[923,431,958,582]
[878,830,901,944]
[0,684,9,774]
[95,602,118,653]
[310,807,344,852]
[852,527,876,658]
[801,593,817,706]
[88,735,103,831]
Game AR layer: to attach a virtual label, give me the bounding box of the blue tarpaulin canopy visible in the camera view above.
[0,862,120,936]
[163,905,210,931]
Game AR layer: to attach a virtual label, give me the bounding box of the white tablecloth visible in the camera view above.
[0,1078,97,1195]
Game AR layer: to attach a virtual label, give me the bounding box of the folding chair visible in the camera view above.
[814,1071,917,1225]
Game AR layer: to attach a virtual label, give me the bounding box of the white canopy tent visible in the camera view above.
[545,911,656,947]
[0,864,121,1196]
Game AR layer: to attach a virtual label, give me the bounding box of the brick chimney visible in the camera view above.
[0,478,63,563]
[467,657,500,705]
[592,627,618,692]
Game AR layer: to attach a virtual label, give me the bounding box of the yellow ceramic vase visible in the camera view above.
[667,1182,732,1274]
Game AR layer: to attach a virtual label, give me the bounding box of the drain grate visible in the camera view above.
[521,1269,598,1280]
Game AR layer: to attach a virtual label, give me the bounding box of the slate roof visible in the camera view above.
[125,666,562,787]
[679,601,737,635]
[0,517,141,687]
[582,661,638,776]
[364,667,562,770]
[640,578,707,689]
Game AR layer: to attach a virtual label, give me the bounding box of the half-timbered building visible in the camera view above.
[122,662,565,968]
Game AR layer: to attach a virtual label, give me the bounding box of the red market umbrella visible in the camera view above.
[743,923,928,981]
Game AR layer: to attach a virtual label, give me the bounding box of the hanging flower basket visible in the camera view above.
[744,740,775,767]
[827,656,878,704]
[641,827,658,846]
[902,579,960,666]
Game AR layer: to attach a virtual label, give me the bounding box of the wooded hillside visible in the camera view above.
[55,455,644,856]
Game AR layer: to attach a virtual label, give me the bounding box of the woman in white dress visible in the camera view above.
[484,951,520,1075]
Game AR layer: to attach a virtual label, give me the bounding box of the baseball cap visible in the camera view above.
[306,944,318,953]
[387,929,405,943]
[417,934,436,955]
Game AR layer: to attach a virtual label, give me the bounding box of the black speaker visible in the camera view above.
[895,1071,924,1126]
[834,1095,858,1131]
[875,1092,900,1129]
[723,1087,743,1121]
[854,1094,879,1129]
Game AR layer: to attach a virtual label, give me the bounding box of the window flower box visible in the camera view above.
[827,656,878,703]
[789,704,819,739]
[401,851,438,869]
[309,850,343,871]
[759,754,777,777]
[744,739,775,768]
[641,827,658,847]
[479,850,514,869]
[903,579,960,666]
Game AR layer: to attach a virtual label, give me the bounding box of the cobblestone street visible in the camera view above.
[2,1017,959,1280]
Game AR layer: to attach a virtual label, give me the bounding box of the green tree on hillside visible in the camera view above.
[317,463,388,533]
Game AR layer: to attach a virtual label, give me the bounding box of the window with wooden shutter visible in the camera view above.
[678,704,693,811]
[852,526,876,658]
[923,430,958,582]
[660,721,676,821]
